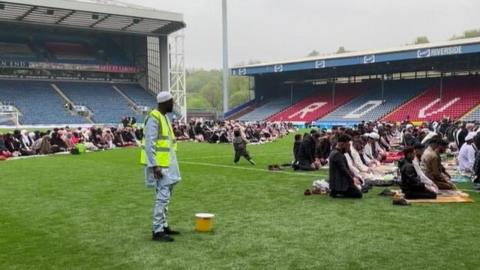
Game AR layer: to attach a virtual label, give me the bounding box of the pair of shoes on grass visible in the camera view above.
[152,227,180,242]
[268,164,282,171]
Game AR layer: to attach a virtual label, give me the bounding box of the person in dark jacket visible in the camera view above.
[316,133,331,165]
[232,129,255,165]
[297,132,320,170]
[292,134,302,164]
[328,134,362,199]
[399,147,437,199]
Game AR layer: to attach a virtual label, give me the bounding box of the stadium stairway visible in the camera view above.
[0,80,87,125]
[226,105,256,120]
[461,103,480,122]
[383,76,480,122]
[266,84,366,123]
[319,79,431,123]
[114,84,156,109]
[51,83,94,124]
[238,97,292,121]
[57,82,136,124]
[238,88,316,122]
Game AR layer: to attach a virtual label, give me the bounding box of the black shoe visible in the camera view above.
[164,226,180,235]
[249,160,256,165]
[152,231,174,242]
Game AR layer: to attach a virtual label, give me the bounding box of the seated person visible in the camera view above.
[457,132,476,175]
[364,133,386,162]
[421,138,456,190]
[399,147,437,199]
[412,143,439,194]
[0,134,12,158]
[328,134,362,199]
[350,139,373,174]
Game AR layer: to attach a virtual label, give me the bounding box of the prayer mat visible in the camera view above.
[398,190,474,204]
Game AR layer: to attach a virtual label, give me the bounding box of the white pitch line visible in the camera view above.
[180,161,321,177]
[179,152,290,161]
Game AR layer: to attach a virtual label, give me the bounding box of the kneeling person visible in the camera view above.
[399,147,437,199]
[328,134,362,199]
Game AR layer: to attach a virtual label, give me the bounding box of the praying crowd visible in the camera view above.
[294,118,480,199]
[3,116,480,202]
[0,119,293,160]
[0,126,142,159]
[172,119,294,143]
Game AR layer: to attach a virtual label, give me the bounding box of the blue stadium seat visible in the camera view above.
[319,79,432,122]
[0,80,86,124]
[115,84,156,108]
[57,82,135,124]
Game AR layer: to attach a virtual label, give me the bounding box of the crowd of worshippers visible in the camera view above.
[171,119,294,143]
[294,119,480,199]
[0,126,142,159]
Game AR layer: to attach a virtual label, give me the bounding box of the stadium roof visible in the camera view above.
[231,37,480,76]
[0,0,185,35]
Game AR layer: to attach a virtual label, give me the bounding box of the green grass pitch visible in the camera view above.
[1,133,480,269]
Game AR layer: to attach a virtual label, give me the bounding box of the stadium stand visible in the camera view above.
[0,31,133,65]
[0,80,86,124]
[319,79,432,122]
[384,76,480,122]
[115,84,156,108]
[57,82,134,124]
[45,42,97,62]
[238,97,291,121]
[267,83,366,122]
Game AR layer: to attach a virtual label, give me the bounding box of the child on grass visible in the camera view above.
[233,129,255,165]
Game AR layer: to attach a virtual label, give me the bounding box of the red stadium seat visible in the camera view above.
[383,76,480,122]
[267,84,366,122]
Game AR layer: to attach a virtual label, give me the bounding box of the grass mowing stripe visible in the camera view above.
[181,161,325,177]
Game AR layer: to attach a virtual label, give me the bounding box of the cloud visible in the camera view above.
[122,0,480,69]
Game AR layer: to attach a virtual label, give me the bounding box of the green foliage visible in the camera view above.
[414,36,430,44]
[186,93,210,109]
[186,69,250,111]
[307,50,320,57]
[336,46,349,54]
[450,28,480,40]
[1,135,480,269]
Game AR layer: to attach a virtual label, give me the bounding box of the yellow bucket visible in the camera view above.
[195,213,215,232]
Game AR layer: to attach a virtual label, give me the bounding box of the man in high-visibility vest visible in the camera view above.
[140,91,180,242]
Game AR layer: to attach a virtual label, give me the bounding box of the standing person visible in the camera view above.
[328,134,362,199]
[233,129,255,165]
[140,92,181,242]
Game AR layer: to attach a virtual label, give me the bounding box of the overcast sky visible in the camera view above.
[123,0,480,69]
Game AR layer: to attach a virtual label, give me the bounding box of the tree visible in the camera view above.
[187,94,210,109]
[450,29,480,40]
[307,50,320,57]
[186,68,251,112]
[413,36,429,44]
[199,80,222,111]
[336,46,349,54]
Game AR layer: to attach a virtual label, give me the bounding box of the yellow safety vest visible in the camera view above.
[140,110,177,167]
